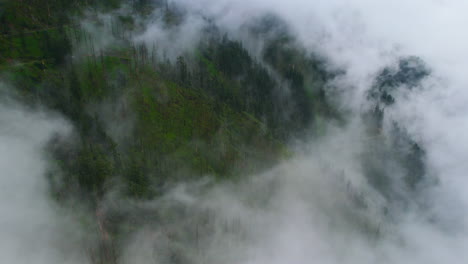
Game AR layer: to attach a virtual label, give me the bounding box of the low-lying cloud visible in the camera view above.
[0,87,89,264]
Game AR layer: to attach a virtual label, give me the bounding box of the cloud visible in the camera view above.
[133,9,208,61]
[0,87,89,264]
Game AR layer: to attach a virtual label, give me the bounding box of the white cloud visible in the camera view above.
[0,90,89,264]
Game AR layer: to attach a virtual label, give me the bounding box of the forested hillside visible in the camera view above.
[0,1,336,262]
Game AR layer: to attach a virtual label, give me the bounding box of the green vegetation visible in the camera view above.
[0,0,335,201]
[0,1,335,262]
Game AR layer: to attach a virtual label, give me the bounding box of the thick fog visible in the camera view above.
[0,88,90,264]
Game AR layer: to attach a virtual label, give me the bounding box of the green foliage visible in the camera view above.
[0,28,72,64]
[3,40,285,203]
[76,145,114,196]
[1,2,323,204]
[0,2,340,262]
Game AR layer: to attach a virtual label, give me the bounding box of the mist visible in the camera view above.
[3,0,468,263]
[0,87,90,264]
